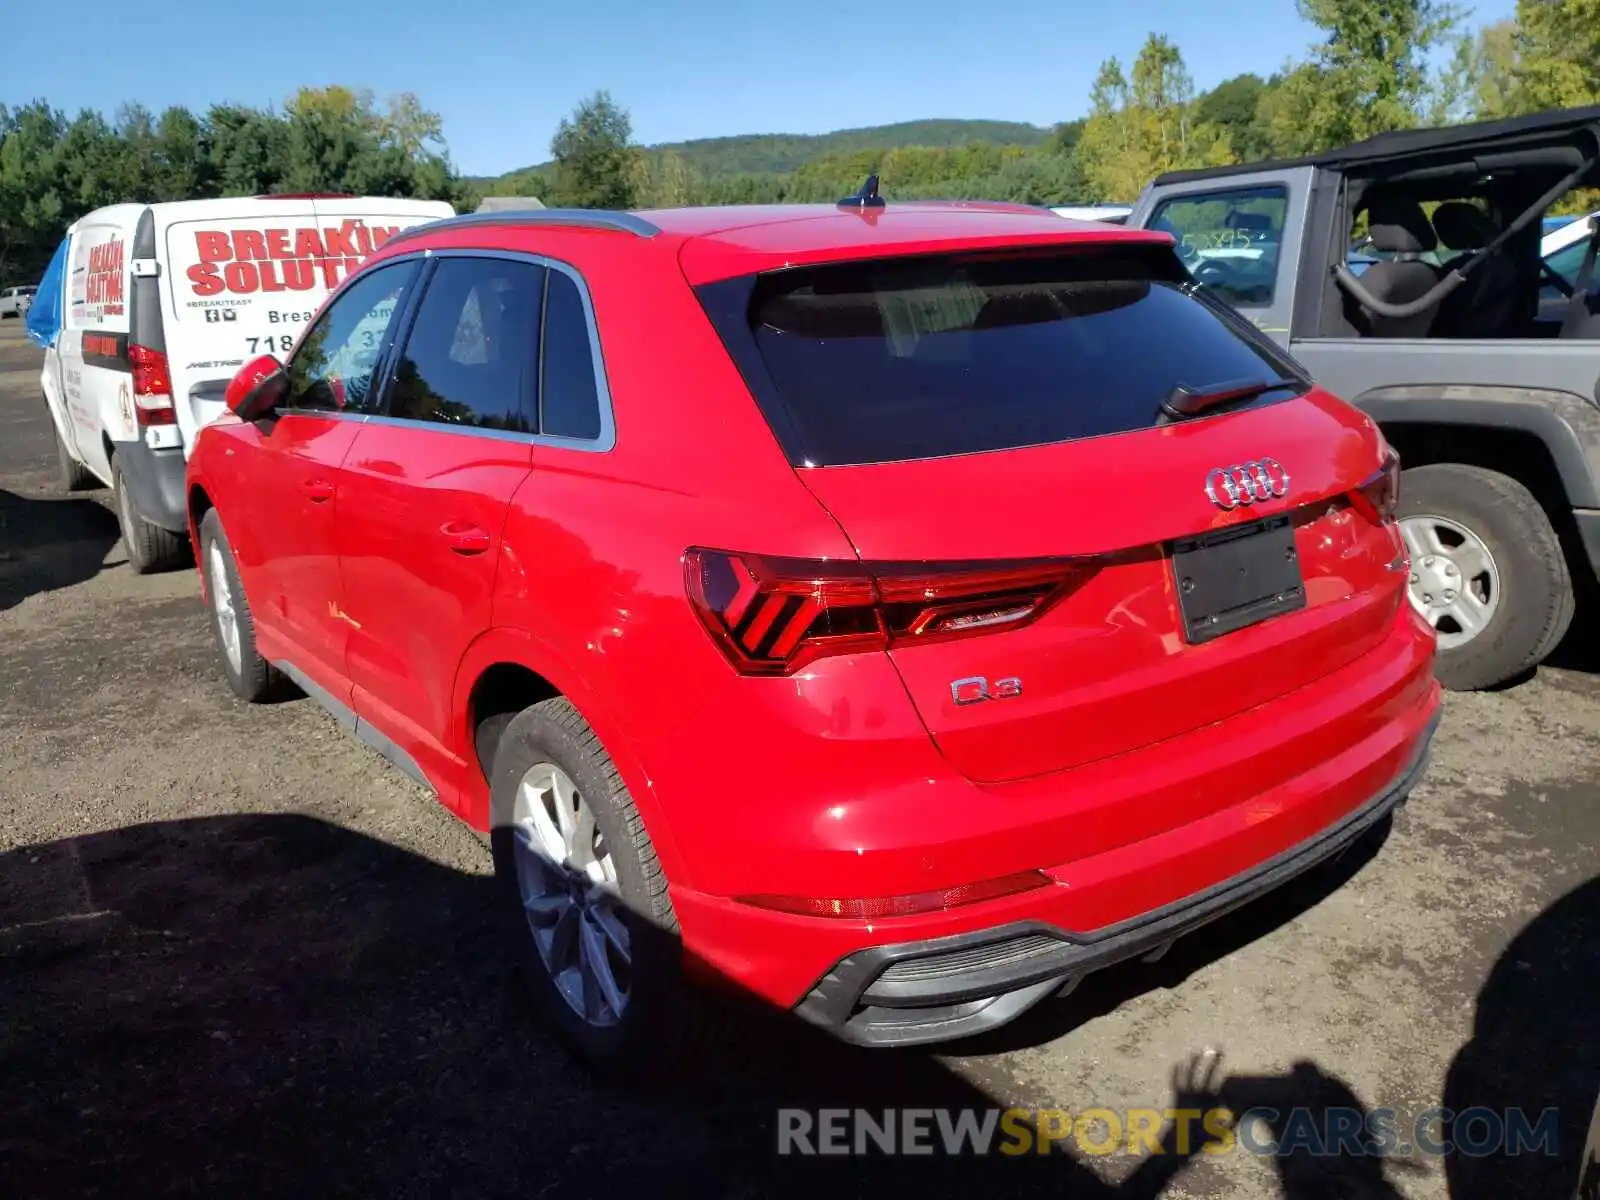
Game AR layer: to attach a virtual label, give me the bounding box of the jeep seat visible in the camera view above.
[1430,202,1520,338]
[1353,197,1444,338]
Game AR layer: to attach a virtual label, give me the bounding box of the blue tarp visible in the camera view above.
[25,236,68,349]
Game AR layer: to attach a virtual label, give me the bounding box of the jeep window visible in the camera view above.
[284,261,419,414]
[1147,186,1288,308]
[707,248,1306,467]
[389,257,543,432]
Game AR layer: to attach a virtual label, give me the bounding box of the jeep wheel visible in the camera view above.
[488,698,691,1078]
[112,456,188,574]
[1398,464,1573,691]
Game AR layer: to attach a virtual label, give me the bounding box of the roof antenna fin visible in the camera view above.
[837,174,886,210]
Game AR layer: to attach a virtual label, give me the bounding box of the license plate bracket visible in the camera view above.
[1172,514,1305,645]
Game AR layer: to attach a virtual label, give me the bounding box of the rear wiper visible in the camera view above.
[1158,377,1299,424]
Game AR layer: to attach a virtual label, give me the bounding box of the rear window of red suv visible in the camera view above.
[696,246,1306,467]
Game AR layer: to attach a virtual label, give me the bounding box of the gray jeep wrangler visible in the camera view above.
[1128,104,1600,691]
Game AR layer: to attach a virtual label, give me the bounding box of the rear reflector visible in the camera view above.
[737,870,1053,919]
[128,344,175,427]
[684,549,1097,675]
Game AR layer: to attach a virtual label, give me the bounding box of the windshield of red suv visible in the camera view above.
[699,247,1307,467]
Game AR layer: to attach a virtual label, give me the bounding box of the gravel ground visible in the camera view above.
[0,320,1595,1199]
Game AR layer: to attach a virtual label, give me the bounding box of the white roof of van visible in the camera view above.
[67,195,455,232]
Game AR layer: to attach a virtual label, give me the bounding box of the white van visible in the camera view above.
[36,193,454,571]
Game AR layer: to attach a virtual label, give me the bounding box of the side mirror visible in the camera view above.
[225,354,286,421]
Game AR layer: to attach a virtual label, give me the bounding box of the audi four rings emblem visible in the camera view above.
[1205,458,1290,509]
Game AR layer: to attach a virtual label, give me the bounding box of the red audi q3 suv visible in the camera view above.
[186,183,1440,1071]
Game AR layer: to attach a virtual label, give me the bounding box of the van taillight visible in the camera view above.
[684,549,1097,676]
[128,344,175,427]
[1353,447,1400,524]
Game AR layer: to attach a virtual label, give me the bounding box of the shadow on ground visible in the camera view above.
[1444,875,1599,1200]
[0,814,1590,1198]
[0,486,119,611]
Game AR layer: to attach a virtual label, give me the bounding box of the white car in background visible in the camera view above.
[1049,204,1133,223]
[0,284,36,318]
[1539,209,1598,322]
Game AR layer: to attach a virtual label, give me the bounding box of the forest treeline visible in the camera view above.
[3,0,1597,281]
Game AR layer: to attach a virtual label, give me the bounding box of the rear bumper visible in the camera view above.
[112,438,188,532]
[794,707,1437,1046]
[670,598,1440,1030]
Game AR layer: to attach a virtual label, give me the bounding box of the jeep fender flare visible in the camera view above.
[1352,384,1600,509]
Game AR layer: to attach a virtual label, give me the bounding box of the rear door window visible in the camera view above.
[704,248,1302,467]
[388,256,543,432]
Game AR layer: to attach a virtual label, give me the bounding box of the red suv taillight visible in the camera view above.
[128,343,176,427]
[1353,447,1401,524]
[684,549,1097,676]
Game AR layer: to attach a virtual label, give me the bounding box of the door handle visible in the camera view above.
[441,521,491,555]
[301,479,335,503]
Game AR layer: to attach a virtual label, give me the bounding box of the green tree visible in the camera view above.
[0,102,62,281]
[151,107,210,200]
[1434,20,1520,122]
[0,87,466,284]
[1264,0,1460,154]
[1074,37,1235,201]
[207,104,289,195]
[548,90,640,209]
[1512,0,1600,112]
[1194,74,1276,162]
[639,148,702,207]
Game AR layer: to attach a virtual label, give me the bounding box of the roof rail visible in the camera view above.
[383,207,660,248]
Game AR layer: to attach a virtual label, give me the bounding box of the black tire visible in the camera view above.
[488,698,691,1079]
[112,454,188,574]
[51,414,95,493]
[198,508,282,703]
[1399,464,1573,691]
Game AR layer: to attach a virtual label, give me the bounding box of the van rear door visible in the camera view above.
[156,196,453,450]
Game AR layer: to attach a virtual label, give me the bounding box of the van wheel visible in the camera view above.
[112,455,188,574]
[1398,464,1572,691]
[198,509,281,702]
[488,698,692,1079]
[52,416,94,493]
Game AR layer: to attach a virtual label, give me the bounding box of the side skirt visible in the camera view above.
[273,659,435,794]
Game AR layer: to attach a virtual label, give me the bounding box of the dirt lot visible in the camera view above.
[0,318,1595,1199]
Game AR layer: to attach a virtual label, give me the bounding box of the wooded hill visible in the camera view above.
[469,118,1053,185]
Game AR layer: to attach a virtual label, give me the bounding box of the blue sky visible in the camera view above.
[2,0,1515,176]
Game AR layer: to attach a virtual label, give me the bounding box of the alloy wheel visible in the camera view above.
[511,762,631,1027]
[207,543,242,673]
